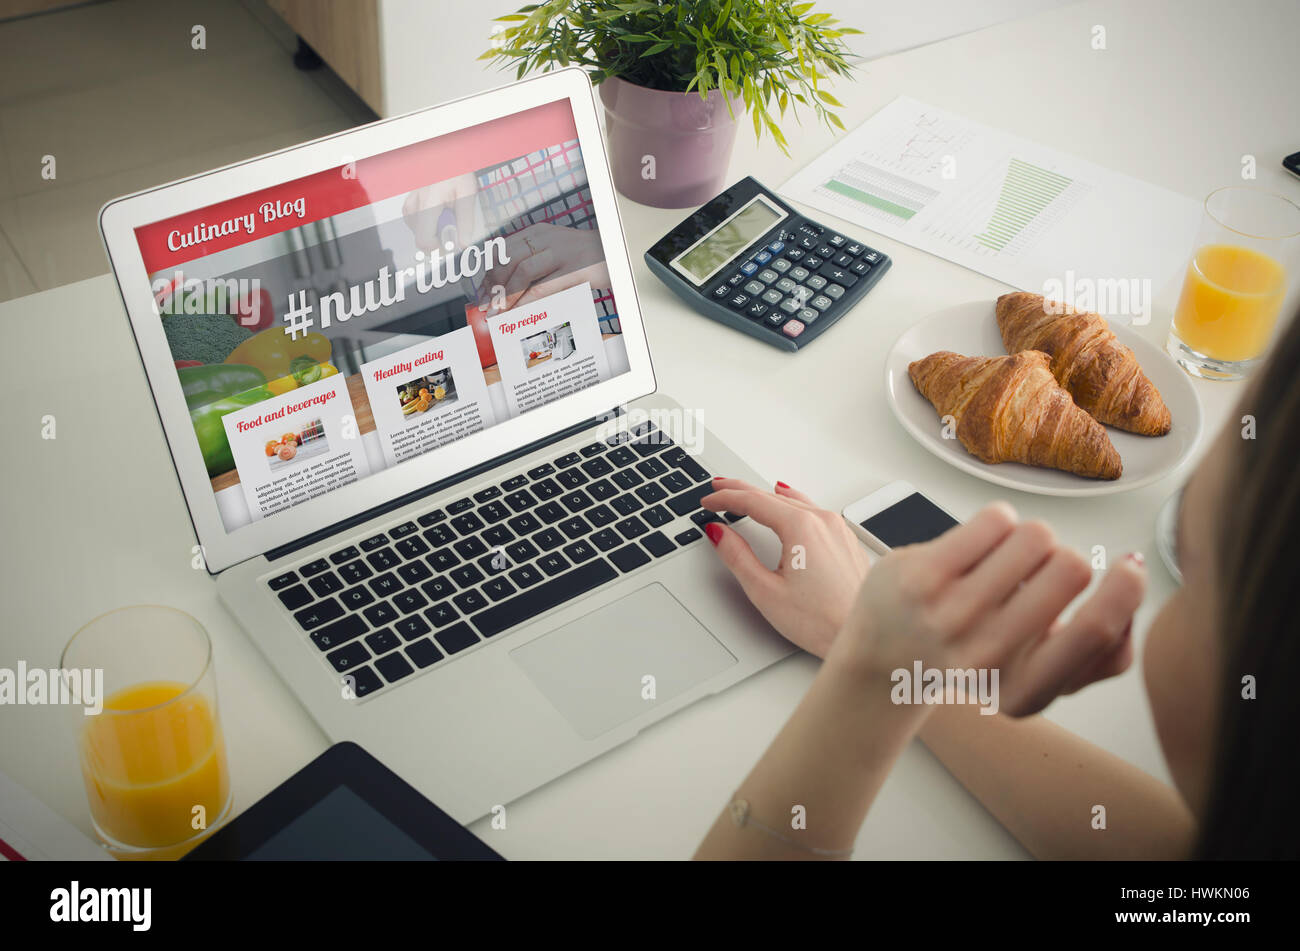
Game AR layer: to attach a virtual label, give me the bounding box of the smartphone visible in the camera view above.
[1284,151,1300,181]
[841,481,960,555]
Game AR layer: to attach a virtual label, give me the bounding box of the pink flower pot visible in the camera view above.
[599,76,740,209]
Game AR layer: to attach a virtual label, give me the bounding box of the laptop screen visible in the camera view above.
[132,100,630,535]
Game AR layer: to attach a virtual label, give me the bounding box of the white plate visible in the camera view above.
[884,301,1203,497]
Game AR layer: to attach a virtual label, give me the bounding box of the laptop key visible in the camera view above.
[642,505,672,528]
[360,534,388,552]
[660,471,691,494]
[310,614,367,651]
[345,666,383,698]
[470,559,617,638]
[295,598,344,630]
[563,540,597,564]
[474,485,502,503]
[555,452,582,468]
[504,489,537,512]
[453,536,488,559]
[425,601,460,628]
[397,561,432,585]
[587,478,618,501]
[580,456,613,477]
[447,497,475,514]
[434,622,480,655]
[610,494,642,516]
[330,546,360,565]
[404,638,443,668]
[641,532,676,558]
[505,539,540,563]
[338,559,373,585]
[611,469,642,490]
[327,642,370,673]
[691,510,724,528]
[423,524,456,547]
[586,503,617,527]
[417,509,447,527]
[608,447,636,468]
[267,571,298,591]
[339,585,375,611]
[393,590,428,614]
[508,564,544,588]
[537,501,567,524]
[635,458,668,478]
[427,547,460,572]
[579,442,604,458]
[363,601,399,627]
[591,528,621,551]
[507,512,542,535]
[675,528,703,546]
[451,513,484,535]
[395,536,429,559]
[375,652,415,684]
[478,551,511,575]
[369,572,401,597]
[394,615,431,641]
[365,628,401,655]
[389,522,418,539]
[533,528,565,551]
[483,525,514,547]
[483,577,517,602]
[452,589,489,614]
[537,553,571,576]
[635,483,667,504]
[560,490,593,512]
[615,516,648,539]
[300,558,330,577]
[675,454,711,483]
[666,483,712,517]
[531,477,561,499]
[527,463,556,480]
[555,468,587,489]
[366,548,400,571]
[501,474,529,491]
[558,516,591,540]
[450,564,484,587]
[421,577,456,601]
[609,544,651,573]
[480,501,511,524]
[278,584,313,611]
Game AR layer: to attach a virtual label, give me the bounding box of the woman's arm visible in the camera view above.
[919,702,1196,859]
[695,656,927,860]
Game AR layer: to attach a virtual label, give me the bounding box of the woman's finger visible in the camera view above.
[705,521,781,608]
[943,520,1057,634]
[919,501,1018,579]
[773,480,817,506]
[973,546,1092,660]
[700,487,806,538]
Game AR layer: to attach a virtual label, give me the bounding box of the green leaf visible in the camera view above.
[640,40,671,57]
[827,111,846,131]
[815,89,842,106]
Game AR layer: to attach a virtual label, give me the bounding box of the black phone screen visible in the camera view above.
[860,492,959,549]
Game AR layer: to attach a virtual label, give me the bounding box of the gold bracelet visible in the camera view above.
[728,798,854,858]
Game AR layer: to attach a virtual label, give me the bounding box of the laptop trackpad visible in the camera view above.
[509,584,737,740]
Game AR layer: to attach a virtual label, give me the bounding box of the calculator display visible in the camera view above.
[671,196,785,285]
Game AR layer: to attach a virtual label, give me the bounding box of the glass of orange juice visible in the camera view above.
[1168,186,1300,380]
[61,606,232,859]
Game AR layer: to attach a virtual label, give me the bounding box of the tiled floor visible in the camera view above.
[0,0,375,302]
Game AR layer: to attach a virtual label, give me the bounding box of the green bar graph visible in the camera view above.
[975,159,1073,251]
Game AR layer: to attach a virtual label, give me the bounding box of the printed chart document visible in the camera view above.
[360,326,498,467]
[222,374,371,521]
[487,282,612,416]
[782,96,1202,310]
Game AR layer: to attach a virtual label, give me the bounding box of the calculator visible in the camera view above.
[644,176,891,351]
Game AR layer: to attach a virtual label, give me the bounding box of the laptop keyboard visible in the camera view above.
[264,422,743,701]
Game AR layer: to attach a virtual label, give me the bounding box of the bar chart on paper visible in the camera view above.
[781,96,1198,295]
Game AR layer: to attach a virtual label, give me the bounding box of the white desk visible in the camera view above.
[2,0,1296,859]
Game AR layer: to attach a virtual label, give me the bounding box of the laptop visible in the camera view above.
[99,68,792,824]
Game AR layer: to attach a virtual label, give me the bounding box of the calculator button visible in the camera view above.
[712,284,731,298]
[744,280,766,296]
[863,249,883,264]
[770,257,791,273]
[818,264,854,285]
[827,234,846,247]
[803,255,824,269]
[788,266,810,281]
[728,292,750,309]
[728,272,746,285]
[850,260,872,276]
[785,247,805,261]
[768,240,785,253]
[779,298,802,315]
[740,262,758,275]
[757,269,779,284]
[755,250,772,265]
[824,283,845,299]
[788,286,814,308]
[775,277,797,293]
[845,242,864,256]
[798,307,820,323]
[746,301,770,320]
[805,275,827,291]
[782,319,806,338]
[798,235,817,250]
[815,245,834,258]
[810,294,834,311]
[833,253,854,268]
[761,288,784,305]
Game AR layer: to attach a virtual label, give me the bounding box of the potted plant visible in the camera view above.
[483,0,860,208]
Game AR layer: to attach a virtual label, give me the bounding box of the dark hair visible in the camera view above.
[1197,306,1300,859]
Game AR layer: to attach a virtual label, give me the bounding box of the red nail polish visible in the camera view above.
[712,476,727,483]
[776,481,790,490]
[1127,551,1145,566]
[705,522,724,545]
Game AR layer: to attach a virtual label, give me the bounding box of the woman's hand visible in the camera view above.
[700,478,872,659]
[824,503,1146,716]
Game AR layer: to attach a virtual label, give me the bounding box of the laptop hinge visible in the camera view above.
[264,408,621,563]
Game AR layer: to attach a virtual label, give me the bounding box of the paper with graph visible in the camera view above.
[782,97,1201,308]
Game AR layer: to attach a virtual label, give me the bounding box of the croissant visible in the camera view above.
[996,292,1171,436]
[909,349,1122,480]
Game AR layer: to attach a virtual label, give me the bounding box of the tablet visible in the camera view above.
[185,742,502,861]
